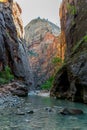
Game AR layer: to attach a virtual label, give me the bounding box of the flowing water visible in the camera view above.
[0,93,87,130]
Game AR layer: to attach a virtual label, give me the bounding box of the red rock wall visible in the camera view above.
[25,19,65,88]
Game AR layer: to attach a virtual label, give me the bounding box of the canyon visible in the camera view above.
[0,0,87,104]
[0,0,87,130]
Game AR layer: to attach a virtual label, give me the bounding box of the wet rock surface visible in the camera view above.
[60,108,83,115]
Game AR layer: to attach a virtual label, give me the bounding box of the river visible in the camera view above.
[0,93,87,130]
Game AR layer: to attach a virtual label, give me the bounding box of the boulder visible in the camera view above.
[27,110,34,114]
[10,82,28,97]
[60,108,83,115]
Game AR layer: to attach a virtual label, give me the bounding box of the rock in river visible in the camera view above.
[60,108,83,115]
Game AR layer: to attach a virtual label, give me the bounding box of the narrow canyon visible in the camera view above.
[0,0,87,129]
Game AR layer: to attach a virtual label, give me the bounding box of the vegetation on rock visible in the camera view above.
[67,4,77,15]
[0,66,14,85]
[72,34,87,54]
[41,76,54,90]
[52,57,62,64]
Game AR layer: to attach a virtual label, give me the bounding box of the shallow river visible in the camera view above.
[0,94,87,130]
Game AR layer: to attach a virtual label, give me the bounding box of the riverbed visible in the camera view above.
[0,93,87,130]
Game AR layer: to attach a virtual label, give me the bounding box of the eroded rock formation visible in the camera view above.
[0,0,33,86]
[25,18,64,88]
[51,0,87,103]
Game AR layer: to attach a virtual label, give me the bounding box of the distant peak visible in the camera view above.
[25,18,60,36]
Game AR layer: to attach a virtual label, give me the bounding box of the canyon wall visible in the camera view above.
[0,0,33,86]
[25,18,64,89]
[51,0,87,103]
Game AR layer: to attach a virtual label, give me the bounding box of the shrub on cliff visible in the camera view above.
[72,34,87,54]
[52,57,62,64]
[41,76,54,90]
[0,66,14,85]
[67,4,77,15]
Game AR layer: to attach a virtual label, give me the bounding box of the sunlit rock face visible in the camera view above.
[0,0,8,2]
[59,0,87,56]
[51,0,87,103]
[0,0,32,86]
[25,18,63,88]
[12,1,24,38]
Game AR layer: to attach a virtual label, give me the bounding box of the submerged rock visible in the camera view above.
[16,110,34,115]
[45,107,53,112]
[16,112,25,115]
[27,110,34,114]
[60,108,83,115]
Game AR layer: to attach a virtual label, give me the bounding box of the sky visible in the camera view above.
[16,0,62,27]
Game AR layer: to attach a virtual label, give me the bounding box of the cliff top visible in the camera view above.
[25,18,60,37]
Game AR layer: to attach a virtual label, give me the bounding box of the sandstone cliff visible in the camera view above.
[25,18,64,89]
[0,0,32,86]
[51,0,87,103]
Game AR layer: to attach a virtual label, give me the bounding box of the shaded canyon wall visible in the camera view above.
[0,0,33,86]
[51,0,87,103]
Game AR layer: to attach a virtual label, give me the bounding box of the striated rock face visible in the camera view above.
[51,0,87,103]
[0,0,32,86]
[59,0,87,56]
[25,18,64,89]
